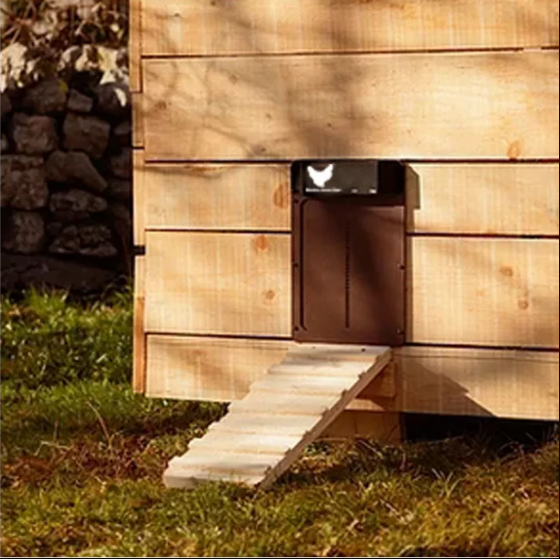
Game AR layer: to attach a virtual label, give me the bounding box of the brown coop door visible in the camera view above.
[293,198,405,346]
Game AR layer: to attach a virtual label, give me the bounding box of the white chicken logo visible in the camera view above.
[307,164,334,188]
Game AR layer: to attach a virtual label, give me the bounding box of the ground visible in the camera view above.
[1,290,559,557]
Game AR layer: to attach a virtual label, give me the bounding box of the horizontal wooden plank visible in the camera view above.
[397,346,559,420]
[145,335,559,420]
[164,469,263,489]
[143,51,559,161]
[188,431,302,455]
[407,164,560,236]
[146,336,290,402]
[250,375,363,396]
[170,451,282,474]
[210,412,318,437]
[229,393,338,416]
[142,164,291,231]
[145,232,292,336]
[268,360,379,378]
[409,238,559,348]
[285,344,391,363]
[142,0,559,57]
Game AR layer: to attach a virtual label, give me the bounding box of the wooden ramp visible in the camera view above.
[163,344,392,490]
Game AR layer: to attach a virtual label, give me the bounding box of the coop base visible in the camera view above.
[163,344,393,490]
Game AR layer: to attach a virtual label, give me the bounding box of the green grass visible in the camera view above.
[1,290,133,388]
[1,291,559,557]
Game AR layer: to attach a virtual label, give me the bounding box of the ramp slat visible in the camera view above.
[188,432,301,455]
[208,413,319,436]
[229,393,339,416]
[252,376,363,395]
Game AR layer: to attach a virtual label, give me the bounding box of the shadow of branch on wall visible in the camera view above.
[137,1,559,416]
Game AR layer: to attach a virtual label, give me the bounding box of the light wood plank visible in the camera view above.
[143,164,291,231]
[229,393,342,416]
[409,238,559,348]
[146,336,290,402]
[142,0,559,57]
[251,375,364,396]
[188,432,302,455]
[169,451,282,475]
[132,92,144,148]
[164,470,263,488]
[268,360,380,378]
[129,0,142,92]
[145,232,292,336]
[143,51,559,161]
[132,255,146,393]
[145,335,559,421]
[407,164,560,236]
[209,412,318,437]
[397,347,559,420]
[284,343,395,363]
[133,150,145,245]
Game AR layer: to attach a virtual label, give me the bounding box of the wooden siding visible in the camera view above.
[146,336,290,401]
[408,238,559,348]
[144,232,292,337]
[142,52,559,161]
[132,0,559,423]
[142,164,291,232]
[145,335,559,421]
[141,0,559,57]
[397,347,559,420]
[407,164,560,236]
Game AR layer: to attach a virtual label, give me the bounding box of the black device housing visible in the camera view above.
[292,160,405,197]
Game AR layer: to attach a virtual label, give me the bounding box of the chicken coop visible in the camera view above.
[130,0,559,488]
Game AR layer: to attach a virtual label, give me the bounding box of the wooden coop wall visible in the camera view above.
[131,0,560,422]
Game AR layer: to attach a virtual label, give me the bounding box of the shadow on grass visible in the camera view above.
[282,424,559,489]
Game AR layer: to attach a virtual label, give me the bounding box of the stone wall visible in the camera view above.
[1,53,132,293]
